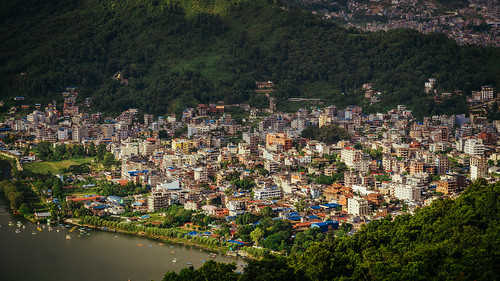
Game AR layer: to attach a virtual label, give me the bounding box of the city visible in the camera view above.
[1,80,498,257]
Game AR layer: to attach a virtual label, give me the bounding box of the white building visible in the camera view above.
[347,196,370,216]
[392,183,421,202]
[254,187,282,200]
[464,139,485,156]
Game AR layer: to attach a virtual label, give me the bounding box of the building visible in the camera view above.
[392,183,421,202]
[72,126,88,142]
[254,187,282,200]
[347,196,370,216]
[147,192,170,212]
[435,155,450,175]
[470,156,488,181]
[436,177,457,195]
[464,139,486,156]
[266,133,292,152]
[481,85,494,100]
[171,138,195,154]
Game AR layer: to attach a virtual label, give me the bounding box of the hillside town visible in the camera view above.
[307,0,500,47]
[1,82,499,248]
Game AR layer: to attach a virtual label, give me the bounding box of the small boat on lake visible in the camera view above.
[15,229,21,234]
[66,235,71,240]
[172,258,177,263]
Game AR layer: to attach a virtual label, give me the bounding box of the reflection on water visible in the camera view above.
[0,203,245,281]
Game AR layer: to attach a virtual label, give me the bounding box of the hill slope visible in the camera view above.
[0,0,498,116]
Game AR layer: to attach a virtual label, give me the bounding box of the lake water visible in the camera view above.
[0,203,246,281]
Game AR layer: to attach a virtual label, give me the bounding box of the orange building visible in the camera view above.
[266,133,292,151]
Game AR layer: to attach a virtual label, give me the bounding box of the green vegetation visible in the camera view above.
[163,179,500,280]
[0,0,498,118]
[301,125,351,144]
[23,158,94,175]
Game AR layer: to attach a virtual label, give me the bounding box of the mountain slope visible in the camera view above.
[0,0,498,116]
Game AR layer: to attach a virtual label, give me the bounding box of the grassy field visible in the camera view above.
[23,157,95,174]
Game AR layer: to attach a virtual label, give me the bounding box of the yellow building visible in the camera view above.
[171,138,195,154]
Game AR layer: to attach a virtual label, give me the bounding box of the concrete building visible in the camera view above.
[347,196,370,216]
[393,183,421,202]
[254,187,282,200]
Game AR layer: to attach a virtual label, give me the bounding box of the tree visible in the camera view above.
[96,144,107,161]
[103,152,115,168]
[259,206,274,218]
[240,254,304,281]
[88,142,96,156]
[250,227,264,245]
[37,141,53,160]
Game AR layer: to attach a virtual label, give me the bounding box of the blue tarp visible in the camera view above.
[227,240,245,246]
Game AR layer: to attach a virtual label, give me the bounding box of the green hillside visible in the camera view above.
[0,0,498,117]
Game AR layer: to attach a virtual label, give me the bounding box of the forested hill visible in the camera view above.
[0,0,499,117]
[163,179,500,281]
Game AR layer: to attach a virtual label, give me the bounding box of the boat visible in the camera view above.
[138,244,143,246]
[202,260,206,263]
[172,251,175,255]
[148,245,152,247]
[172,258,177,263]
[69,227,77,232]
[158,243,164,246]
[186,262,192,265]
[8,221,13,226]
[66,235,71,240]
[15,229,21,234]
[57,230,59,233]
[37,227,42,232]
[32,232,36,235]
[170,246,174,248]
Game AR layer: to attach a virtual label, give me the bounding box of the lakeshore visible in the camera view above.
[63,218,245,257]
[0,204,246,281]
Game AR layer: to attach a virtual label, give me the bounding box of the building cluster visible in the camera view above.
[1,84,500,230]
[319,0,500,47]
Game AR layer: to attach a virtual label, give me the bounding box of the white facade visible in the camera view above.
[347,196,370,216]
[464,139,485,156]
[254,187,282,200]
[392,183,421,202]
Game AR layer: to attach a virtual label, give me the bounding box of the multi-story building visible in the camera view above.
[481,85,494,100]
[347,196,370,216]
[148,192,170,212]
[435,155,450,175]
[392,183,421,202]
[266,133,292,152]
[72,126,88,142]
[171,138,195,154]
[436,177,457,194]
[470,156,487,181]
[254,187,282,200]
[464,139,486,156]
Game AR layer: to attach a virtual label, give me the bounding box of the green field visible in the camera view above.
[23,157,94,174]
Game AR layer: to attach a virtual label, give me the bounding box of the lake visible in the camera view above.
[0,203,246,281]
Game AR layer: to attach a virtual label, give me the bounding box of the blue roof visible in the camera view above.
[310,206,321,210]
[320,203,342,209]
[227,240,246,246]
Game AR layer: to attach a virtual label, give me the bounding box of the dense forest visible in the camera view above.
[0,0,498,117]
[163,179,500,281]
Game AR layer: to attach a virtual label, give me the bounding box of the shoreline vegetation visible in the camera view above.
[64,217,260,259]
